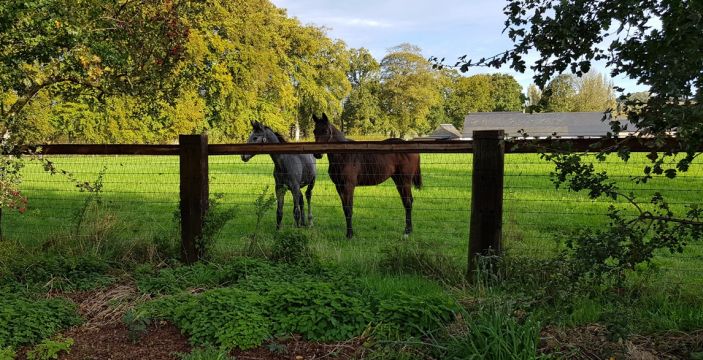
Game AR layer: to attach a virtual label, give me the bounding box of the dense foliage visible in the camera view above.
[135,258,459,351]
[0,0,529,145]
[0,295,81,349]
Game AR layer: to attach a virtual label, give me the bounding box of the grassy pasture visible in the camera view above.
[4,152,703,288]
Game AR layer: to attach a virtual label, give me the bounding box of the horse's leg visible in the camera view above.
[275,184,286,230]
[305,180,315,227]
[336,184,355,238]
[392,175,414,237]
[297,186,306,227]
[291,185,303,227]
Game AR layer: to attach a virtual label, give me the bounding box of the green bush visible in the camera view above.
[26,336,74,360]
[0,347,15,360]
[0,295,81,349]
[135,258,285,295]
[266,280,372,341]
[1,254,112,292]
[269,229,317,266]
[144,288,271,350]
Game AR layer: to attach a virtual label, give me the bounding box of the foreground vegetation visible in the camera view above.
[1,152,702,358]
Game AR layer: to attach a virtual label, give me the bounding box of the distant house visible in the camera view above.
[461,112,636,139]
[414,124,463,140]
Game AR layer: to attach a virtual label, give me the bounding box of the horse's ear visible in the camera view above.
[312,114,321,123]
[251,120,262,130]
[321,113,330,123]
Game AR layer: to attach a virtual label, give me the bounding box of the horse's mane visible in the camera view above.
[329,123,348,142]
[265,126,288,143]
[272,130,288,143]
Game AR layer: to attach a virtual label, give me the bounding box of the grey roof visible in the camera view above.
[462,112,635,138]
[414,124,462,140]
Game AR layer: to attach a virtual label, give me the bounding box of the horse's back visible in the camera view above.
[276,154,316,187]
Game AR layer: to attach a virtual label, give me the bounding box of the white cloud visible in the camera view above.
[323,17,393,28]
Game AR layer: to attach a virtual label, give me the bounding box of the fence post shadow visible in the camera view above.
[468,130,505,281]
[180,134,209,264]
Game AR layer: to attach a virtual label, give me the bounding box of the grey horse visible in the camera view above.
[241,120,316,228]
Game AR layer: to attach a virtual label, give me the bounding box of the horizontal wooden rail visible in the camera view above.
[15,137,701,156]
[23,144,180,155]
[209,140,473,155]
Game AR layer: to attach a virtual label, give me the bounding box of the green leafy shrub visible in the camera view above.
[266,280,372,341]
[1,254,112,292]
[0,295,81,349]
[200,194,237,259]
[144,288,271,350]
[269,229,317,266]
[136,258,283,295]
[0,347,15,360]
[375,291,459,338]
[26,336,74,360]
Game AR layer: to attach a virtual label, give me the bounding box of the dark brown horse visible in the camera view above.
[312,113,422,238]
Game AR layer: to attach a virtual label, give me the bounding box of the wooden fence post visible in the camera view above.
[468,130,505,280]
[180,134,209,264]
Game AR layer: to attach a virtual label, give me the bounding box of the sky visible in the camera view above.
[271,0,648,94]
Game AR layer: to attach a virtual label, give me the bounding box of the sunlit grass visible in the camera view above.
[5,152,702,289]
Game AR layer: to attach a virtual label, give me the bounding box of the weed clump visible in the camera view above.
[269,229,317,266]
[0,295,81,349]
[379,240,464,285]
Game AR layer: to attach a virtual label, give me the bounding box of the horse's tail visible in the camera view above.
[413,157,423,190]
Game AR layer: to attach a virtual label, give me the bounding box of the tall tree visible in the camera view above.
[489,73,524,111]
[527,84,542,109]
[0,0,192,216]
[0,0,192,146]
[444,74,493,128]
[540,74,577,112]
[379,44,442,137]
[572,71,616,112]
[341,48,382,135]
[287,25,351,139]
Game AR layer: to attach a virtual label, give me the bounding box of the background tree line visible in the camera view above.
[2,0,619,144]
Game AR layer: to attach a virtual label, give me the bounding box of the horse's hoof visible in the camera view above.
[403,233,410,240]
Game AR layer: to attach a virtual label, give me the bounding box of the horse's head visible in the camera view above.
[312,113,335,159]
[241,120,271,162]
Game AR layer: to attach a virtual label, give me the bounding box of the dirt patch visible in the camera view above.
[60,322,190,360]
[540,324,703,359]
[232,335,364,360]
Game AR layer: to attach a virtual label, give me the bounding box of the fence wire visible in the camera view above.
[3,151,702,284]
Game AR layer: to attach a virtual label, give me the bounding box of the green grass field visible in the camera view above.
[5,152,702,289]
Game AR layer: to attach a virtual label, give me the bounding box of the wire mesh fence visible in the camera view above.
[4,155,180,247]
[503,153,703,287]
[3,147,702,285]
